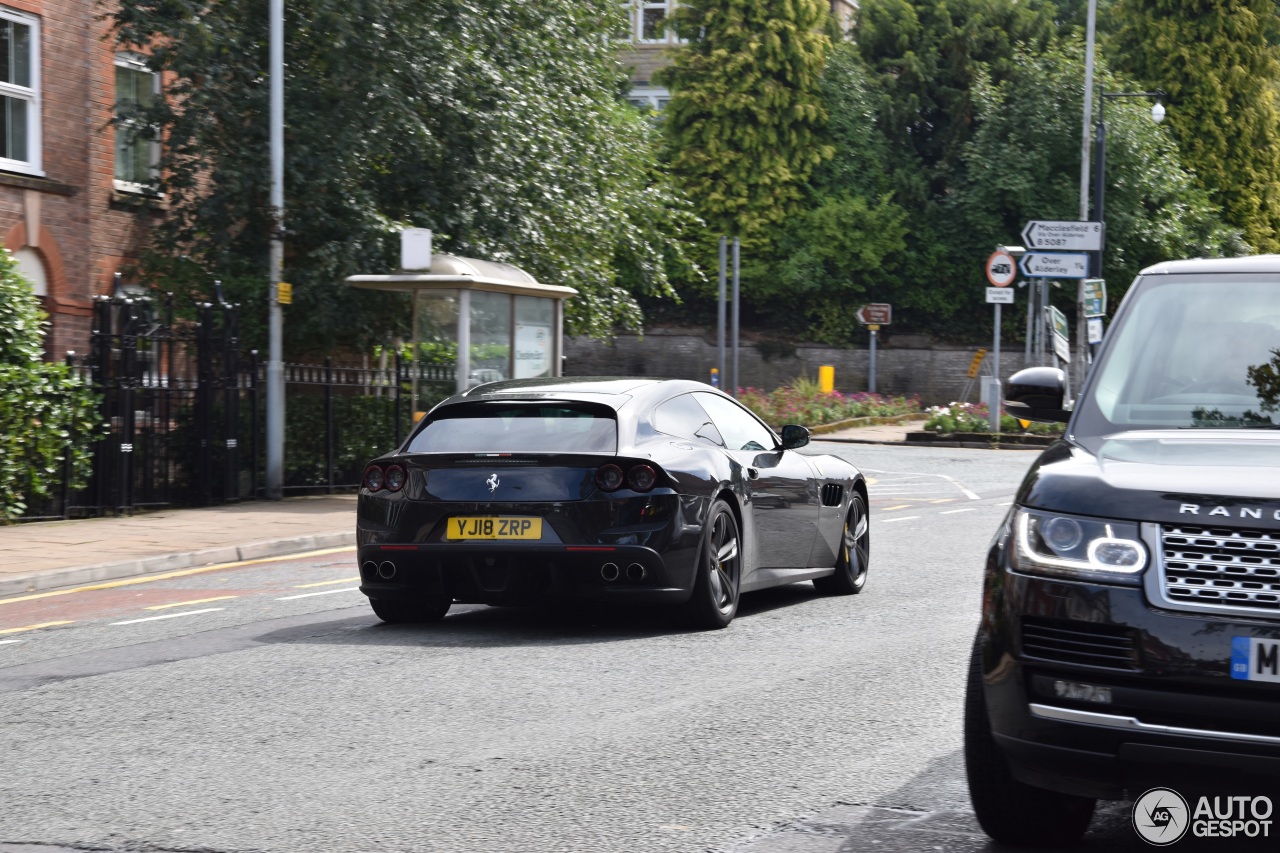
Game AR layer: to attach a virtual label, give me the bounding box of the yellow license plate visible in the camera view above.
[446,516,543,541]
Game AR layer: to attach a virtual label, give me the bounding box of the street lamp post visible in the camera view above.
[1091,88,1166,278]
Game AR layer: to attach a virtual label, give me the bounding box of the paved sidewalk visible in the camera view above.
[0,421,920,599]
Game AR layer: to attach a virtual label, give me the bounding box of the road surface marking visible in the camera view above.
[930,498,957,504]
[145,595,239,611]
[883,504,913,511]
[0,620,74,635]
[941,508,977,514]
[294,576,360,589]
[0,639,23,645]
[0,546,357,607]
[880,516,920,523]
[276,587,359,601]
[111,608,225,626]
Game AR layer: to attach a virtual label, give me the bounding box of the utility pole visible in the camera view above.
[266,0,285,499]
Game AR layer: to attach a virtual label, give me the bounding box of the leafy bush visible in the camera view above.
[923,401,1064,435]
[737,378,920,427]
[0,250,102,521]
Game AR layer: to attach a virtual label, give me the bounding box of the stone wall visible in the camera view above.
[564,329,1036,406]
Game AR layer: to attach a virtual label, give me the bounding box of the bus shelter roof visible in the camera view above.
[346,253,577,300]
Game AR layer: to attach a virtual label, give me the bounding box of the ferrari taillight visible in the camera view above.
[596,462,658,493]
[363,465,386,492]
[384,465,407,493]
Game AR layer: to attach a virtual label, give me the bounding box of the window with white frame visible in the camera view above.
[0,8,40,175]
[114,53,160,191]
[636,1,674,44]
[627,86,670,112]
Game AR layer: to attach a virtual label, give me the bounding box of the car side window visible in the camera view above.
[653,393,725,446]
[693,392,778,451]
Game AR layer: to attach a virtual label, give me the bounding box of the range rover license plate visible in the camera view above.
[446,517,542,541]
[1231,637,1280,683]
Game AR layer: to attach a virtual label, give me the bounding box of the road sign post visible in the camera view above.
[856,304,891,393]
[984,251,1019,433]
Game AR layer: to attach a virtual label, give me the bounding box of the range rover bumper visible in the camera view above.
[982,566,1280,800]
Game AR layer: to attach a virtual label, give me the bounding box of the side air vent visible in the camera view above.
[1021,618,1140,671]
[821,484,844,507]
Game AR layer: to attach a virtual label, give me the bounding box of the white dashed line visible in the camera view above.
[0,639,23,645]
[275,587,360,601]
[941,508,977,514]
[880,516,920,523]
[111,608,225,626]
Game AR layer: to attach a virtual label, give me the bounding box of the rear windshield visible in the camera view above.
[406,403,617,453]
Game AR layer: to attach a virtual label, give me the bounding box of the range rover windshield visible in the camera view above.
[1073,273,1280,445]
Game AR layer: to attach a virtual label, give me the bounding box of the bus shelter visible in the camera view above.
[347,254,577,414]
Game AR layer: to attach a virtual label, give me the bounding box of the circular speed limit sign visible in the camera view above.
[986,250,1016,287]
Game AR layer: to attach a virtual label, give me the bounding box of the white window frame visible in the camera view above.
[627,86,670,111]
[635,0,675,44]
[113,52,160,193]
[0,7,41,176]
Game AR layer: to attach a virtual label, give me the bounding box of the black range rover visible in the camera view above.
[967,256,1280,845]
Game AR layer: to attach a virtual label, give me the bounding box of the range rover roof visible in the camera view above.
[1140,254,1280,275]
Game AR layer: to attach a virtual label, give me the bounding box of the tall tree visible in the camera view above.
[854,0,1057,191]
[110,0,698,353]
[657,0,834,254]
[1108,0,1280,251]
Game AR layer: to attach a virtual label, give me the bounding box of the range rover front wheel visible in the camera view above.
[964,635,1095,845]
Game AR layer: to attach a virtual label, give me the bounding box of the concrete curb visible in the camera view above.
[0,530,356,598]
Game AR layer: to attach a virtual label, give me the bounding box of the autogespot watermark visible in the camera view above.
[1132,787,1274,845]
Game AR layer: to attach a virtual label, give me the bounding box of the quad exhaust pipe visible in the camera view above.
[377,561,397,580]
[600,562,620,582]
[626,563,647,582]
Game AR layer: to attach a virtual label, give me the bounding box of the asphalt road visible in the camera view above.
[0,443,1153,852]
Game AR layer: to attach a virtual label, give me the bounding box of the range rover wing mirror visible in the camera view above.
[1004,367,1071,423]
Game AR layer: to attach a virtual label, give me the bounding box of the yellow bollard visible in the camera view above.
[818,365,835,394]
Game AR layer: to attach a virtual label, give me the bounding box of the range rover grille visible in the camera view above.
[1021,618,1140,670]
[1160,524,1280,615]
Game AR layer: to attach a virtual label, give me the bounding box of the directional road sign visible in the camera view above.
[985,251,1016,287]
[1021,220,1103,252]
[1020,252,1089,279]
[855,303,892,325]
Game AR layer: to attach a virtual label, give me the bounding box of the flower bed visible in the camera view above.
[737,378,921,427]
[922,401,1064,436]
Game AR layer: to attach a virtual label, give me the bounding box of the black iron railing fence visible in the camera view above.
[21,285,453,521]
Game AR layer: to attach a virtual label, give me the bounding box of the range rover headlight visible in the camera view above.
[1011,509,1147,584]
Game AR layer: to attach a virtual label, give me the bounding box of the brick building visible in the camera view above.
[0,0,159,359]
[620,0,858,109]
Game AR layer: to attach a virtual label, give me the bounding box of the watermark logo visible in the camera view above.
[1132,788,1274,845]
[1133,787,1190,846]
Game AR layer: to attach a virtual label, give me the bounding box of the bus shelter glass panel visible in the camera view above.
[469,290,511,385]
[514,295,554,379]
[412,289,460,413]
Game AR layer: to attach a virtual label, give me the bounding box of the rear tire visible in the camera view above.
[370,595,452,624]
[813,494,869,596]
[684,499,741,630]
[964,634,1095,846]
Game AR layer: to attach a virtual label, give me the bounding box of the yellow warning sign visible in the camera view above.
[967,348,988,379]
[277,282,292,305]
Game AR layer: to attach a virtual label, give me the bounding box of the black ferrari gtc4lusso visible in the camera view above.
[357,377,869,629]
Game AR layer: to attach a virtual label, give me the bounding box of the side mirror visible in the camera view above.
[1004,367,1071,423]
[780,424,811,450]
